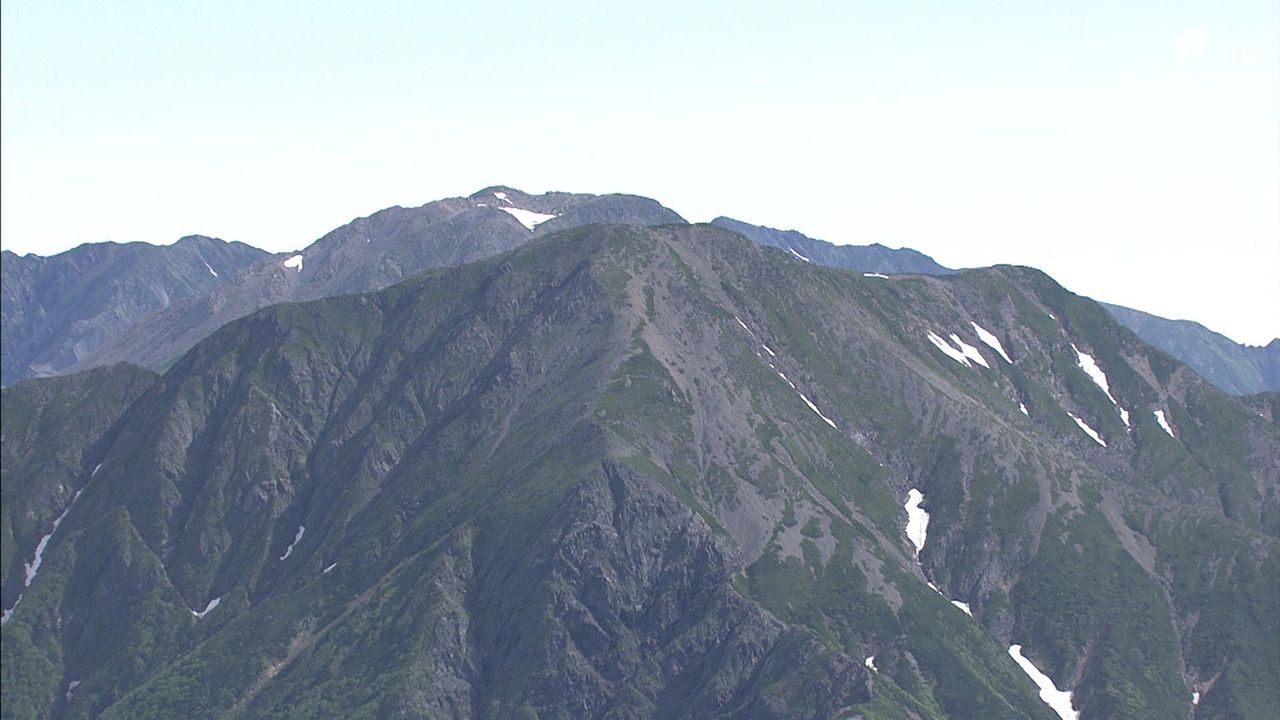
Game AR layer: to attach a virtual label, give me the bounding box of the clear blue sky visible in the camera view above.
[2,0,1277,344]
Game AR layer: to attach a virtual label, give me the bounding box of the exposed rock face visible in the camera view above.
[2,224,1275,719]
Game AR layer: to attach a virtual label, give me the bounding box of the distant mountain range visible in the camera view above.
[1,236,269,386]
[1101,303,1279,396]
[3,223,1275,718]
[709,216,954,276]
[2,188,1275,399]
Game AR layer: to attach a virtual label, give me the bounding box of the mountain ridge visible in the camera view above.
[3,223,1274,718]
[3,188,1273,404]
[1,236,269,386]
[1102,302,1279,395]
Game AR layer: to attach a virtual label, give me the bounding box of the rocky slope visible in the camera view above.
[2,224,1275,719]
[1,237,269,385]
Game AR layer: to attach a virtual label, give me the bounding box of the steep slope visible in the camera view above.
[65,188,685,376]
[3,224,1276,719]
[1,237,269,385]
[0,364,159,622]
[1103,302,1280,395]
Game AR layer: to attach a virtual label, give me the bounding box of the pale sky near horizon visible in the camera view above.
[2,1,1277,344]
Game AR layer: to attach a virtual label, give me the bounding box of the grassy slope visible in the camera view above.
[2,225,1275,719]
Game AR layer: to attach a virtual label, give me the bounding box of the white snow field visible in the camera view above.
[1007,645,1079,720]
[500,206,557,230]
[926,330,990,369]
[1067,413,1107,447]
[279,525,306,561]
[971,322,1013,363]
[904,489,929,557]
[1073,343,1130,427]
[799,393,838,428]
[928,332,972,367]
[192,596,221,619]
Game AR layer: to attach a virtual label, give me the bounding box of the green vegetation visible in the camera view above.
[3,223,1274,719]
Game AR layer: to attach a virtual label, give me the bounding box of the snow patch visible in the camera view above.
[1154,410,1175,437]
[1068,413,1107,447]
[493,191,510,202]
[788,247,810,262]
[733,311,836,429]
[282,254,304,270]
[279,525,306,561]
[799,393,838,429]
[24,490,83,587]
[863,272,889,279]
[203,261,218,277]
[500,206,557,230]
[864,656,878,672]
[1019,403,1030,416]
[951,599,973,617]
[4,486,88,624]
[192,596,221,619]
[66,680,81,703]
[927,332,972,367]
[1072,345,1132,429]
[323,562,337,574]
[1192,690,1200,705]
[949,333,990,368]
[92,463,103,477]
[971,322,1012,363]
[1072,344,1117,404]
[1008,645,1079,720]
[904,489,929,557]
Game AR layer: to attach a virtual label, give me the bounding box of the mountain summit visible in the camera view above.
[3,223,1275,718]
[4,187,1272,401]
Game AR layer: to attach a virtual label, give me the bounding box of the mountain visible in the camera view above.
[1103,303,1280,395]
[0,363,159,623]
[8,190,1270,406]
[710,217,954,276]
[713,216,1280,397]
[3,224,1275,719]
[1,237,269,386]
[59,187,684,376]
